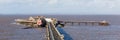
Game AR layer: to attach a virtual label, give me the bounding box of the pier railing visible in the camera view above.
[46,22,64,40]
[63,21,109,26]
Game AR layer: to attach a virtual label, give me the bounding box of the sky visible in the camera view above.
[0,0,120,15]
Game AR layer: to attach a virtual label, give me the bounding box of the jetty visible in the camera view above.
[14,16,110,40]
[45,20,109,40]
[61,20,109,26]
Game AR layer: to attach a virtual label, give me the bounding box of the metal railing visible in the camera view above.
[46,22,64,40]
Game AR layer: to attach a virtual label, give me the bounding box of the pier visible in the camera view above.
[45,20,110,40]
[14,16,110,40]
[46,22,64,40]
[62,20,109,26]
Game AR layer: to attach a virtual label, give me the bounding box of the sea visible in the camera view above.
[0,15,120,40]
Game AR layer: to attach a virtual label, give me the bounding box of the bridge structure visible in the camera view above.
[45,20,110,40]
[62,20,109,26]
[14,16,110,40]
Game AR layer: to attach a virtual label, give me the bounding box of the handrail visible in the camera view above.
[46,22,64,40]
[48,22,55,40]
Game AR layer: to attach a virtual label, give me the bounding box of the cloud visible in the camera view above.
[0,0,14,3]
[56,0,117,8]
[0,0,119,8]
[48,0,58,5]
[0,0,120,14]
[0,0,31,4]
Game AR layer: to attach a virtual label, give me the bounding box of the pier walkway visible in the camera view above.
[45,20,110,40]
[46,22,64,40]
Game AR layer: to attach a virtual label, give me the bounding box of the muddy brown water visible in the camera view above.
[0,15,120,40]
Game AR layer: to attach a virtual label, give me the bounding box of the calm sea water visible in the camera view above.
[0,15,120,40]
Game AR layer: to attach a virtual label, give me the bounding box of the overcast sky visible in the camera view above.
[0,0,120,15]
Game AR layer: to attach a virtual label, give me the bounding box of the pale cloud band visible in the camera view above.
[0,0,120,14]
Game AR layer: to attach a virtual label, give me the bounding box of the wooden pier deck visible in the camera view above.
[46,22,64,40]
